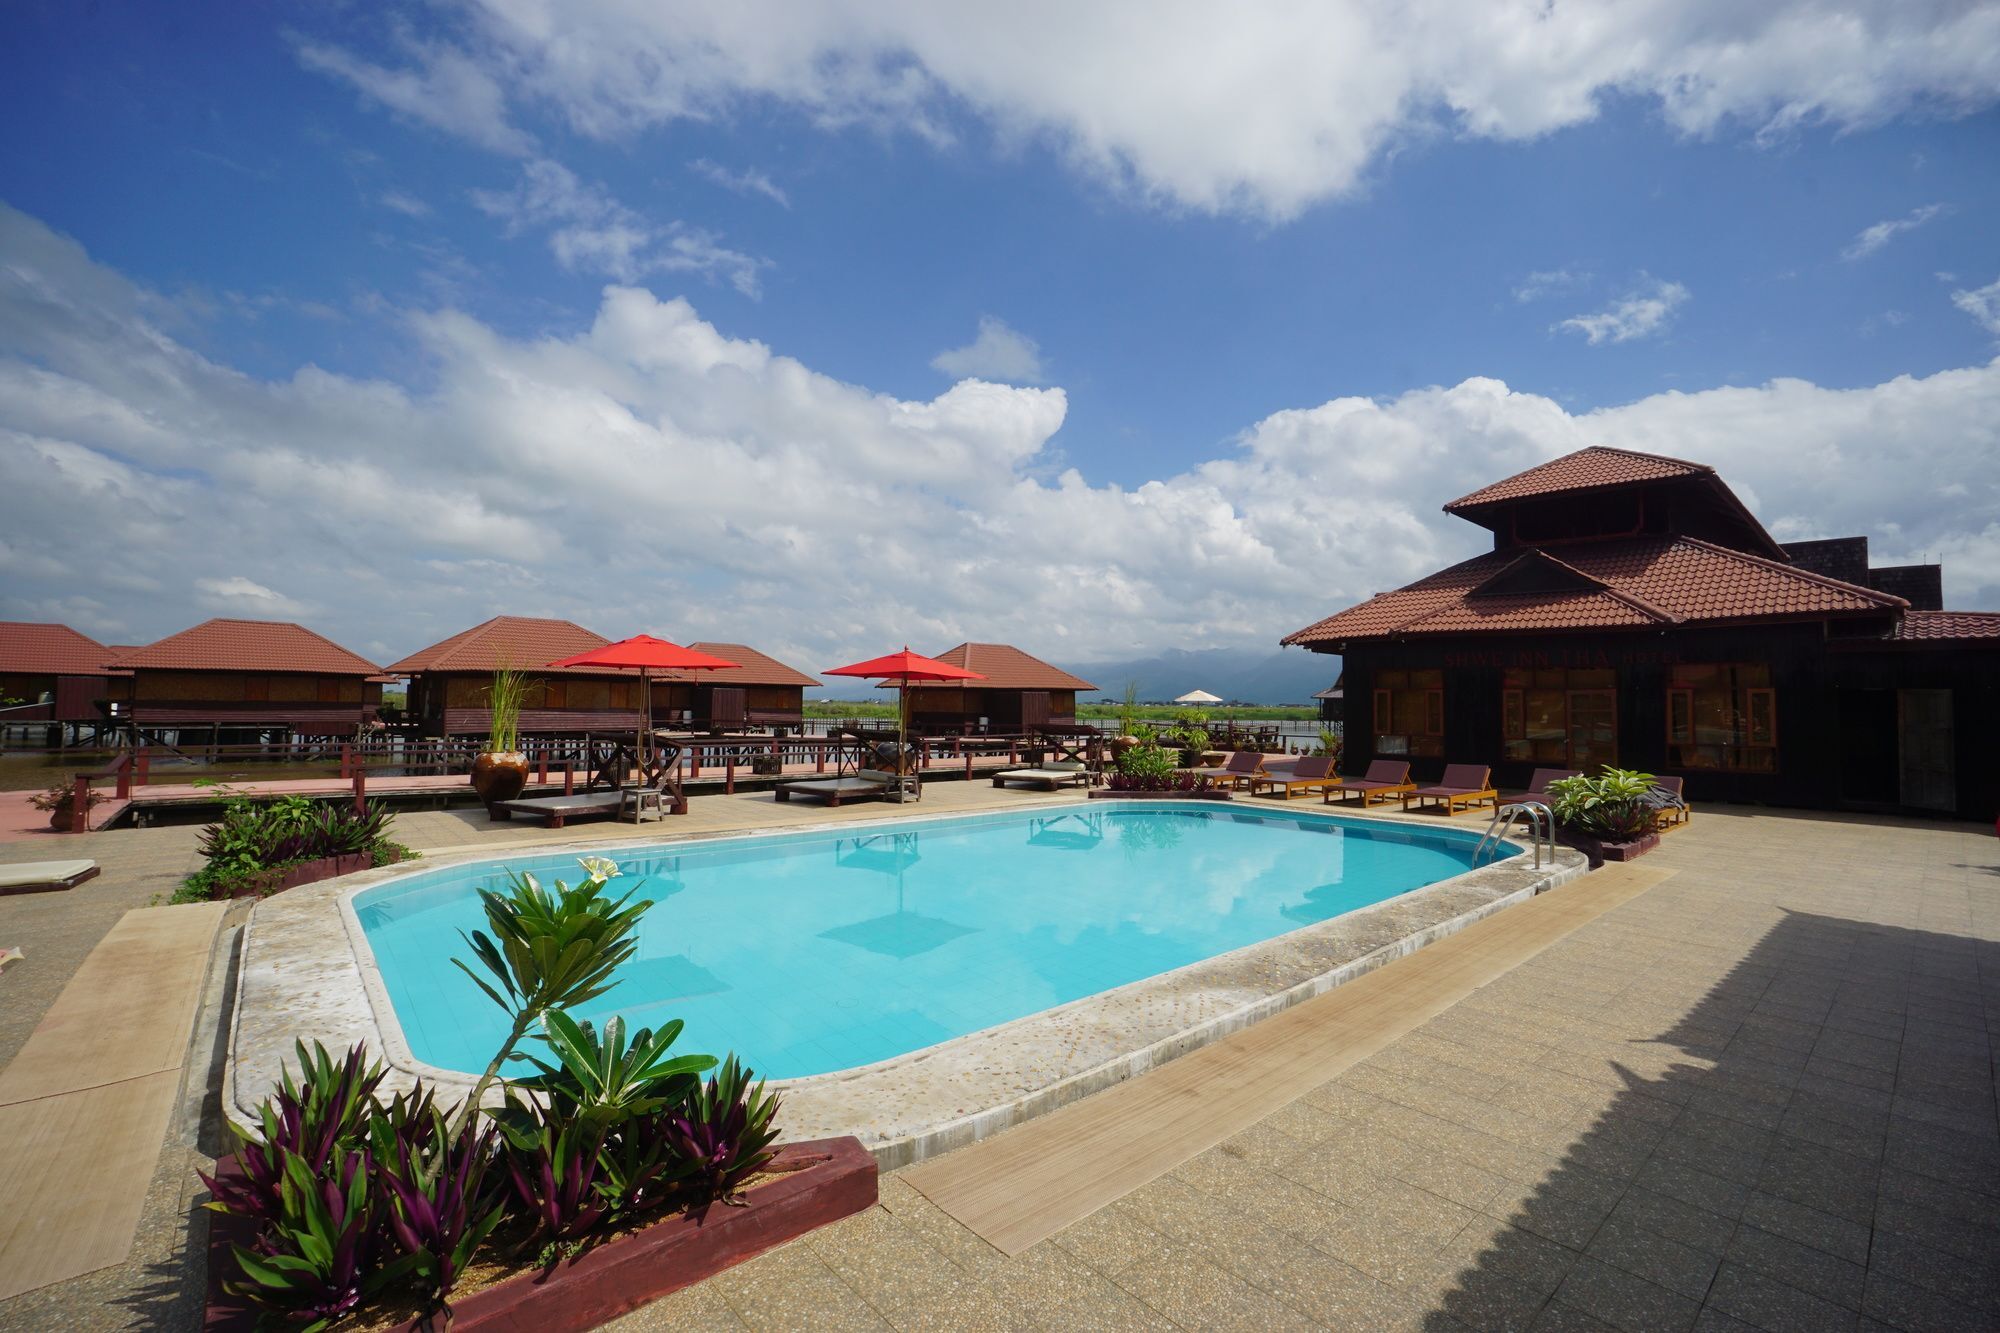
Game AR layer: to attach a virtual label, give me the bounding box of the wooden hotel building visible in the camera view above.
[0,622,125,742]
[649,643,817,734]
[1284,447,1999,821]
[903,643,1098,735]
[387,616,642,739]
[104,618,384,739]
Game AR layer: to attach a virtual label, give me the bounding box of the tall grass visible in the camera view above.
[484,665,533,752]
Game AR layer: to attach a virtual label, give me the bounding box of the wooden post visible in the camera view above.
[1010,741,1019,765]
[69,775,90,833]
[725,757,736,794]
[537,750,548,784]
[964,750,973,779]
[563,763,575,796]
[115,753,132,799]
[339,743,351,780]
[352,766,366,816]
[135,747,151,787]
[816,743,825,774]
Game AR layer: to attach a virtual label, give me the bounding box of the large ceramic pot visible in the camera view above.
[470,751,530,806]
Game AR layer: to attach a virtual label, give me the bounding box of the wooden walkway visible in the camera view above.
[0,901,226,1300]
[904,864,1674,1255]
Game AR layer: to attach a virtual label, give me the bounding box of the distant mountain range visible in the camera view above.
[1061,647,1341,706]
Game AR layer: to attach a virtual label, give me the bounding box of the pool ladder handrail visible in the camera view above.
[1475,800,1554,869]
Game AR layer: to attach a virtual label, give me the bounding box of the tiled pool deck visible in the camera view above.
[613,805,2000,1331]
[2,792,1996,1329]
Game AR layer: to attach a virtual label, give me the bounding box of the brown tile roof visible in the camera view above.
[927,643,1098,692]
[108,619,381,674]
[1445,446,1712,512]
[1283,536,1905,646]
[0,622,120,676]
[658,643,818,688]
[385,616,624,676]
[1890,611,2000,642]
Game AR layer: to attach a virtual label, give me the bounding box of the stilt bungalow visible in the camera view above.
[104,618,384,741]
[902,643,1098,736]
[649,643,818,734]
[0,622,125,744]
[1314,676,1344,725]
[385,616,641,740]
[1283,446,2000,821]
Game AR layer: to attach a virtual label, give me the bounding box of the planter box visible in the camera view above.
[1089,788,1233,802]
[203,1137,876,1332]
[229,853,375,899]
[1555,829,1659,869]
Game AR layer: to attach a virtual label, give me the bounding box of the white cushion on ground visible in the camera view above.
[0,860,96,888]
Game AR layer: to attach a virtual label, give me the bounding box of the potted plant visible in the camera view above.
[1544,768,1664,864]
[471,665,534,808]
[29,777,105,831]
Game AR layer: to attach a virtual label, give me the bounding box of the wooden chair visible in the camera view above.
[1185,750,1267,789]
[1647,775,1692,829]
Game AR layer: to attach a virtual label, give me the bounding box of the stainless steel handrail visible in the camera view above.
[1475,799,1554,869]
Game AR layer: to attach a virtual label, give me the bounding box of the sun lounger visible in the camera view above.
[490,789,626,829]
[1184,750,1268,790]
[0,859,101,896]
[1645,775,1691,829]
[993,760,1092,790]
[1249,754,1339,800]
[1322,760,1415,808]
[1518,768,1581,804]
[1402,764,1499,816]
[0,946,20,973]
[775,768,903,807]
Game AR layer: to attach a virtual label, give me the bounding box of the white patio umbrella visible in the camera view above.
[1174,689,1223,705]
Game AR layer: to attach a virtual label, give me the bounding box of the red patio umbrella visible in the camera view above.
[823,647,983,797]
[548,636,739,774]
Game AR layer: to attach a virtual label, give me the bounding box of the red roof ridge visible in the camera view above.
[1444,445,1713,512]
[108,619,380,674]
[1672,535,1907,610]
[385,615,614,674]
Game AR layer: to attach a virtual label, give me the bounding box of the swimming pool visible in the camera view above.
[352,802,1514,1082]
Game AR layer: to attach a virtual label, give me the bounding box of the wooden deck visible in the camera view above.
[903,864,1674,1255]
[0,901,226,1299]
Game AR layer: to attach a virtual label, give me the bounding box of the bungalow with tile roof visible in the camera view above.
[0,622,126,742]
[385,615,643,740]
[1283,446,2000,820]
[103,618,385,740]
[901,643,1099,736]
[648,643,818,734]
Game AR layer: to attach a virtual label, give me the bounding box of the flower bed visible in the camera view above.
[1089,788,1234,801]
[1555,828,1659,868]
[202,1138,876,1331]
[173,795,416,902]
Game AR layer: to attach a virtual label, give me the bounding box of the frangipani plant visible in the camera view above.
[451,856,652,1133]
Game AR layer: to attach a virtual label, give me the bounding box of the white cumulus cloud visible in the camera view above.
[690,159,790,207]
[1558,278,1691,345]
[0,203,1995,674]
[296,2,2000,220]
[195,576,307,617]
[931,316,1047,384]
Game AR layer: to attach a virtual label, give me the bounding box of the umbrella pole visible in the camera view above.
[639,667,651,783]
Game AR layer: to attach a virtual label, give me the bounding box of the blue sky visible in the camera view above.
[2,2,1998,667]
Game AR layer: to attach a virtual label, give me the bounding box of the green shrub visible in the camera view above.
[1114,740,1179,782]
[175,797,413,902]
[1545,768,1661,841]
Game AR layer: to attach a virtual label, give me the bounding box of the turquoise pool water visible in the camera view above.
[353,802,1510,1080]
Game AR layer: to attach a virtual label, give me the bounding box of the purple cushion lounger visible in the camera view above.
[1323,760,1415,807]
[1402,764,1500,815]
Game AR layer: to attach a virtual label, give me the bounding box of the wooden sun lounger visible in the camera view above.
[1520,768,1581,802]
[1184,751,1267,790]
[993,761,1092,791]
[1322,760,1415,808]
[490,790,626,829]
[0,860,101,896]
[775,768,903,807]
[1248,754,1338,800]
[1402,763,1499,816]
[1646,775,1692,829]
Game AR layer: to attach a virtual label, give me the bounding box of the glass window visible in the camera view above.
[1667,664,1776,772]
[1501,668,1618,770]
[1373,669,1443,757]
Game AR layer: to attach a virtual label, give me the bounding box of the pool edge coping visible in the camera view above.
[229,800,1585,1169]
